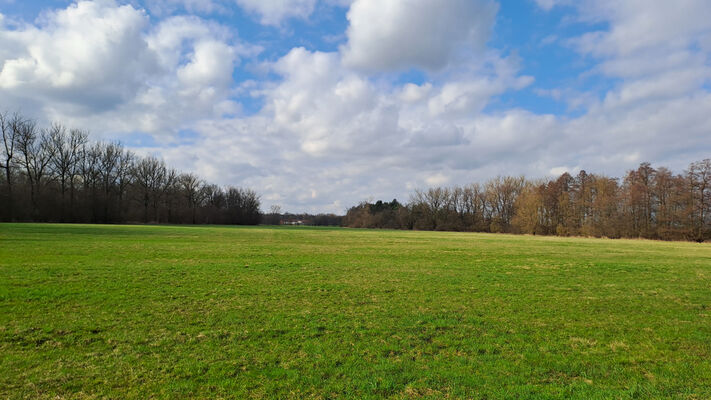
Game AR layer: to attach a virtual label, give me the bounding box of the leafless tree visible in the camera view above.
[411,187,453,230]
[97,142,123,222]
[0,112,21,220]
[180,173,206,224]
[15,119,57,218]
[80,142,102,222]
[132,155,166,223]
[115,148,134,221]
[162,168,179,222]
[485,176,525,232]
[50,126,88,221]
[687,159,711,241]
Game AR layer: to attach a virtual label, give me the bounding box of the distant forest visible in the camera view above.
[344,161,711,242]
[0,111,260,225]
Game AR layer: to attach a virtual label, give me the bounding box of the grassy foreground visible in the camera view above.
[1,224,710,399]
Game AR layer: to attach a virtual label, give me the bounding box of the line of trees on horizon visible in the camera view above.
[0,111,260,225]
[344,160,711,242]
[261,207,343,226]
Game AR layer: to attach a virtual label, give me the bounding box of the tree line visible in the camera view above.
[0,111,260,225]
[344,161,711,242]
[261,211,343,226]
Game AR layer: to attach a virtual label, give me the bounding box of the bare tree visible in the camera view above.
[115,148,134,221]
[224,187,261,225]
[132,156,166,223]
[203,184,226,224]
[15,119,57,219]
[653,167,679,239]
[66,129,89,220]
[687,159,711,241]
[410,187,451,230]
[98,142,123,222]
[589,175,620,238]
[622,163,656,237]
[162,168,179,223]
[180,172,206,224]
[50,126,87,221]
[512,182,544,234]
[80,142,102,222]
[485,176,525,233]
[0,112,21,220]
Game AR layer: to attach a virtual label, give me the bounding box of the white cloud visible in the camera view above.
[234,0,318,26]
[0,1,256,138]
[427,74,533,118]
[144,0,225,16]
[559,0,711,84]
[268,48,396,156]
[0,1,156,109]
[572,0,711,57]
[533,0,569,11]
[341,0,498,71]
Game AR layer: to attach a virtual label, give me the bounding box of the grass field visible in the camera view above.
[1,223,710,399]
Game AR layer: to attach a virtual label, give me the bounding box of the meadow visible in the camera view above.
[1,223,710,399]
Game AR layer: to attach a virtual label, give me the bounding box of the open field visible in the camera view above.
[1,224,710,399]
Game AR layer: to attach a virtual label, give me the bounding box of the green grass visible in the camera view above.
[1,223,710,399]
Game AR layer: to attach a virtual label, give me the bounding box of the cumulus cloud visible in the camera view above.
[341,0,498,71]
[262,46,535,161]
[0,0,156,110]
[267,48,399,156]
[0,1,256,137]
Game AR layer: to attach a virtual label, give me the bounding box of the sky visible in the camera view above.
[1,0,710,213]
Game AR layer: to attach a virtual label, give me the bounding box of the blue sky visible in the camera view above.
[1,0,710,212]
